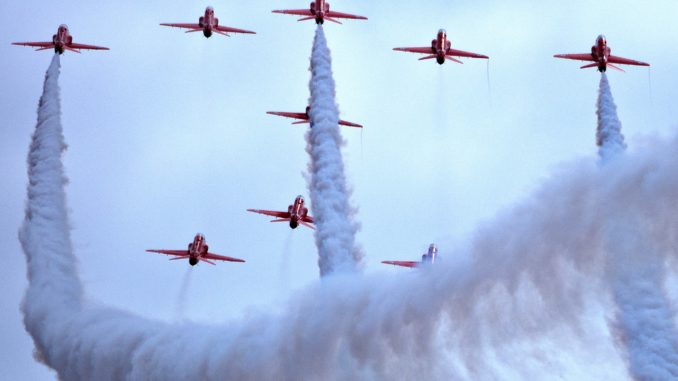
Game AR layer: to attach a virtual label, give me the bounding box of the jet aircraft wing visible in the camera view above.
[553,53,595,62]
[446,48,488,59]
[267,111,308,121]
[607,55,650,67]
[338,119,363,128]
[215,25,256,34]
[247,209,291,219]
[203,252,246,263]
[69,42,109,51]
[146,249,189,257]
[393,47,434,54]
[382,260,419,268]
[12,41,54,49]
[326,10,367,20]
[271,9,313,16]
[159,23,202,30]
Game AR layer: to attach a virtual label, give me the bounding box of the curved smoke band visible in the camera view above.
[597,73,678,380]
[19,50,678,381]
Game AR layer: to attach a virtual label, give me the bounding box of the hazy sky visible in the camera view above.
[2,0,678,379]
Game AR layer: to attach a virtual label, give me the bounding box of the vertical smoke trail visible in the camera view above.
[596,73,626,161]
[306,26,363,276]
[18,54,85,362]
[597,73,678,380]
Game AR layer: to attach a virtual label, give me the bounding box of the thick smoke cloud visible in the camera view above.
[306,26,363,276]
[597,73,678,380]
[19,43,678,381]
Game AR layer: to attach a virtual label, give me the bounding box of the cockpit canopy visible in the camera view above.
[597,34,607,45]
[438,29,446,35]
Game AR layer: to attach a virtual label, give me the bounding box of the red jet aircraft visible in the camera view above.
[272,0,367,25]
[247,195,315,230]
[146,233,245,266]
[160,6,256,38]
[12,24,109,55]
[554,35,649,72]
[394,29,488,65]
[382,244,439,268]
[267,106,363,128]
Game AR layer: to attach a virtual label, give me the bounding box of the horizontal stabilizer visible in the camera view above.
[299,221,316,230]
[446,56,463,64]
[271,218,291,223]
[607,63,625,73]
[324,17,342,24]
[418,54,437,61]
[199,258,216,265]
[169,256,189,261]
[580,62,598,69]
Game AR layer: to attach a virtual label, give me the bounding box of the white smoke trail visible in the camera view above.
[597,73,678,380]
[19,48,678,381]
[18,54,84,361]
[306,26,363,276]
[597,73,626,160]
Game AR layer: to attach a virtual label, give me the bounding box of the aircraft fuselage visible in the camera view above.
[288,196,309,229]
[52,25,73,54]
[309,0,330,24]
[198,7,219,38]
[591,35,612,72]
[431,30,452,64]
[187,233,208,266]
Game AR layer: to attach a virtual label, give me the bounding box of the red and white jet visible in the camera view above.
[394,29,488,65]
[247,195,315,230]
[272,0,367,25]
[267,106,363,128]
[12,24,109,55]
[160,6,256,38]
[382,244,439,268]
[554,35,649,72]
[146,233,245,266]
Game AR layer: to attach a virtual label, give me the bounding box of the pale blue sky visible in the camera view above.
[2,0,677,379]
